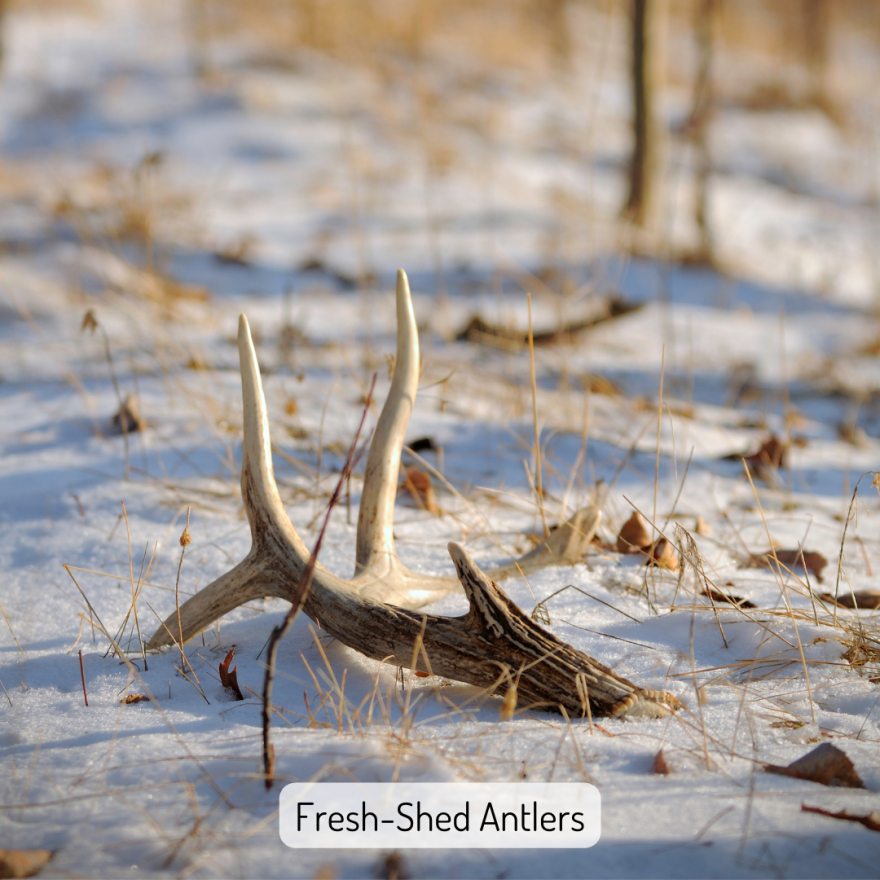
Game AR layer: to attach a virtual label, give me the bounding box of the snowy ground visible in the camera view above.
[2,2,880,877]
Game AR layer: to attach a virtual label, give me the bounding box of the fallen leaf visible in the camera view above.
[724,434,788,478]
[408,436,438,453]
[582,374,621,397]
[81,309,98,334]
[653,749,671,775]
[820,590,880,610]
[694,516,711,536]
[214,235,255,266]
[764,743,864,788]
[0,849,53,879]
[120,693,149,704]
[747,548,827,583]
[399,468,438,514]
[616,512,651,554]
[219,647,244,700]
[645,538,679,571]
[701,587,756,609]
[801,805,880,833]
[111,394,145,435]
[747,435,788,470]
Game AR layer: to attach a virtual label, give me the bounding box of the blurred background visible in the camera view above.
[2,0,880,490]
[0,0,877,304]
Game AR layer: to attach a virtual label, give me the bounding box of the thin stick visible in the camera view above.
[262,375,376,788]
[527,293,549,539]
[653,343,665,545]
[78,650,88,707]
[176,506,193,672]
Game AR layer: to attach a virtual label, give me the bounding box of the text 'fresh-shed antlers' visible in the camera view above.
[148,270,679,718]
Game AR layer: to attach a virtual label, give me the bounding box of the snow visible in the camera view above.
[1,1,880,877]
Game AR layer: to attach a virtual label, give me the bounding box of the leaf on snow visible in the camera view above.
[399,467,438,514]
[746,548,827,583]
[0,849,53,880]
[764,743,864,789]
[615,512,678,570]
[120,693,149,704]
[701,587,756,609]
[820,590,880,610]
[219,647,244,700]
[653,749,671,775]
[645,538,679,571]
[616,512,651,554]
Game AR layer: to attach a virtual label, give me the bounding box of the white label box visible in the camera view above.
[280,782,601,849]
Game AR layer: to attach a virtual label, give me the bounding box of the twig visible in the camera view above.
[262,374,377,788]
[176,507,193,672]
[78,650,89,707]
[527,293,549,539]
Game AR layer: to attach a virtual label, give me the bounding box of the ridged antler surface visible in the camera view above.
[149,270,680,718]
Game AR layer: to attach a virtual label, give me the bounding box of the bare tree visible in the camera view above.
[623,0,658,227]
[688,0,716,263]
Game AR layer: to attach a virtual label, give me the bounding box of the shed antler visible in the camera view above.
[149,270,679,718]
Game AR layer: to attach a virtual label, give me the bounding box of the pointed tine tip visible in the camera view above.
[238,313,252,347]
[447,541,466,565]
[447,542,487,582]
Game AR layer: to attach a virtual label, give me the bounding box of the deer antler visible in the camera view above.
[148,270,680,718]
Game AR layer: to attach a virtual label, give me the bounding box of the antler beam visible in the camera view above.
[148,270,679,718]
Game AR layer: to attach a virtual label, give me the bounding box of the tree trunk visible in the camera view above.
[623,0,657,227]
[690,0,716,263]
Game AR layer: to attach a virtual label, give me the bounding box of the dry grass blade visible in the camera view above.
[0,598,24,655]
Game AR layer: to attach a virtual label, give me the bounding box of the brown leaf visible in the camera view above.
[645,538,679,571]
[219,647,244,700]
[820,590,880,610]
[120,693,149,704]
[694,516,711,536]
[747,548,827,583]
[653,749,671,775]
[111,394,145,435]
[701,587,756,609]
[764,743,864,788]
[801,805,880,833]
[0,849,53,880]
[748,435,788,470]
[583,374,621,397]
[616,512,651,554]
[724,434,789,478]
[81,309,98,334]
[399,468,438,514]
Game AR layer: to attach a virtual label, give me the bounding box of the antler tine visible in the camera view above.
[147,315,316,649]
[237,314,316,566]
[355,269,417,579]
